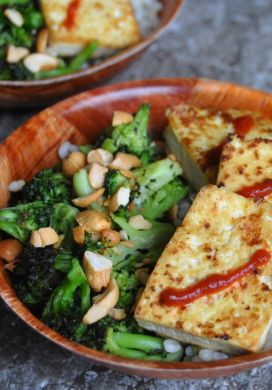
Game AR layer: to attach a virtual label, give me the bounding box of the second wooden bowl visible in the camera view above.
[0,0,184,108]
[1,78,272,379]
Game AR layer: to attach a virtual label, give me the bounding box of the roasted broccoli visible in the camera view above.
[141,178,188,220]
[81,315,141,350]
[113,268,141,311]
[104,329,183,361]
[101,105,156,163]
[42,258,90,341]
[50,203,78,250]
[13,244,69,306]
[104,170,129,196]
[131,158,186,219]
[111,214,174,252]
[21,169,71,204]
[0,201,51,242]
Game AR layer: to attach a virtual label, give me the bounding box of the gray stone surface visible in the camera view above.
[1,0,272,388]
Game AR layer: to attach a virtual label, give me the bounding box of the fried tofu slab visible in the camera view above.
[217,136,272,193]
[135,185,272,354]
[41,0,141,52]
[165,105,272,191]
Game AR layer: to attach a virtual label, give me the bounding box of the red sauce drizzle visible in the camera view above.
[237,181,272,200]
[233,115,255,137]
[160,249,270,308]
[64,0,81,30]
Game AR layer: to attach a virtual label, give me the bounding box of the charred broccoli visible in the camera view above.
[13,244,69,306]
[0,201,51,242]
[21,169,71,204]
[42,258,90,341]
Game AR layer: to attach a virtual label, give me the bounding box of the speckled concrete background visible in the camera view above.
[1,0,272,388]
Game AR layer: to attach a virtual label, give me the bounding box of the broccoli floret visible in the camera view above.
[81,315,141,350]
[131,158,185,219]
[21,169,71,204]
[50,203,78,250]
[42,258,90,341]
[0,201,51,242]
[101,105,156,164]
[104,171,129,196]
[111,214,174,252]
[13,244,69,306]
[113,268,141,311]
[142,178,188,220]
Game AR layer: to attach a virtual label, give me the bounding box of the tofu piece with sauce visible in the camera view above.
[217,135,272,196]
[135,185,272,354]
[40,0,141,56]
[165,105,272,191]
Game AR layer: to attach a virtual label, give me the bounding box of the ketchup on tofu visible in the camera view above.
[237,181,272,200]
[64,0,81,29]
[233,115,255,137]
[160,249,271,308]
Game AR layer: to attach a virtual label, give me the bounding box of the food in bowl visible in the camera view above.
[0,0,162,80]
[2,102,272,363]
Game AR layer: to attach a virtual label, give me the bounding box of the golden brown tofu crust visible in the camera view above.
[166,105,272,183]
[135,185,272,353]
[217,136,272,193]
[41,0,141,49]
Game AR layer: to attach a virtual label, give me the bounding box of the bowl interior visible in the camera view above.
[1,78,272,379]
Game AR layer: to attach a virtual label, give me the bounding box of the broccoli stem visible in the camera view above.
[105,330,183,361]
[36,42,98,79]
[112,332,164,353]
[73,169,93,197]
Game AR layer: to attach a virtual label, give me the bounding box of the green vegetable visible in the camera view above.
[42,258,90,341]
[21,169,71,205]
[104,170,129,196]
[111,214,174,251]
[101,104,156,164]
[73,169,93,197]
[79,144,92,155]
[0,201,51,242]
[13,244,67,305]
[50,203,78,250]
[113,268,140,311]
[142,179,188,220]
[104,329,183,361]
[132,158,185,219]
[36,42,98,79]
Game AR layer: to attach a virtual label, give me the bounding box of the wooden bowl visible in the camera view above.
[1,78,272,379]
[0,0,184,108]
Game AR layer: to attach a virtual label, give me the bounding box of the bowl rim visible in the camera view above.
[1,77,272,379]
[0,0,184,87]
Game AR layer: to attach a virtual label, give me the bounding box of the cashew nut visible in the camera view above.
[73,226,85,245]
[83,251,112,292]
[109,152,141,170]
[76,210,111,233]
[30,227,59,248]
[101,229,121,247]
[62,151,86,177]
[83,278,119,324]
[6,45,29,63]
[0,239,23,262]
[129,215,152,230]
[72,188,105,208]
[87,149,113,167]
[88,163,108,189]
[112,111,133,127]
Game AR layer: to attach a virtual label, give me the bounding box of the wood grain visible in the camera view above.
[1,78,272,378]
[0,0,184,108]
